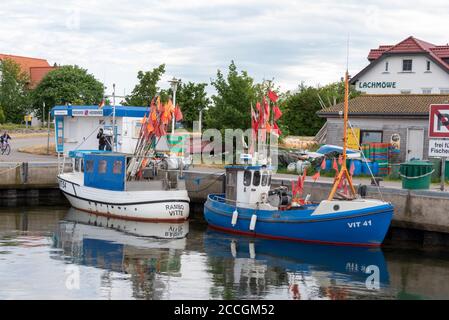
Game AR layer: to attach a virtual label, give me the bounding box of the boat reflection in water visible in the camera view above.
[52,207,189,299]
[204,229,390,300]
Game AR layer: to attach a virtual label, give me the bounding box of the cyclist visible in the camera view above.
[0,131,11,146]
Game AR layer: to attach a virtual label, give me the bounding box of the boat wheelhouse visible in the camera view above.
[58,150,189,222]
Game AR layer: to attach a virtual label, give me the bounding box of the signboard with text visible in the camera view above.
[72,109,104,117]
[429,104,449,138]
[429,139,449,157]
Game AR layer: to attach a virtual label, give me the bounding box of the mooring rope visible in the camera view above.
[0,164,22,175]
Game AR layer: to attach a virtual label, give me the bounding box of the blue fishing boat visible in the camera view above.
[204,71,394,247]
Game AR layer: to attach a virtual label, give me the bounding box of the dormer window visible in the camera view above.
[402,59,413,72]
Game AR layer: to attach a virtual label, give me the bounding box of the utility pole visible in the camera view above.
[169,77,181,134]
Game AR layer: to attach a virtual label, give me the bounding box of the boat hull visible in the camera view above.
[58,174,190,222]
[204,194,393,247]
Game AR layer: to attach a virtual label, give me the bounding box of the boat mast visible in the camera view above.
[327,71,356,200]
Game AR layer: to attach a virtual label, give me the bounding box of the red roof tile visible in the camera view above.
[0,54,55,86]
[366,36,449,71]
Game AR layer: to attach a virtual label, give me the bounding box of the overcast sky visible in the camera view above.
[2,0,449,97]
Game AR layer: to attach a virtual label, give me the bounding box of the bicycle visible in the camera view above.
[1,141,11,155]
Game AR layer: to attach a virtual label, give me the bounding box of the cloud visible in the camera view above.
[1,0,449,97]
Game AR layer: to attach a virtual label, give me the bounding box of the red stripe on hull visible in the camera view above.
[208,224,381,248]
[71,206,188,223]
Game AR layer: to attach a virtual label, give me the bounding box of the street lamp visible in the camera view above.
[168,77,181,134]
[199,106,209,134]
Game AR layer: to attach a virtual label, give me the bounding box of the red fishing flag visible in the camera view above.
[297,175,303,195]
[267,90,278,103]
[321,158,327,170]
[174,105,183,121]
[312,171,320,182]
[272,122,282,136]
[332,158,339,172]
[273,105,282,121]
[338,175,345,189]
[98,99,105,109]
[343,179,349,195]
[338,155,343,166]
[291,180,297,197]
[349,161,355,176]
[263,97,270,123]
[251,105,259,132]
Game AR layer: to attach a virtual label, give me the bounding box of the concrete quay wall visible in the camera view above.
[184,171,449,235]
[1,164,449,235]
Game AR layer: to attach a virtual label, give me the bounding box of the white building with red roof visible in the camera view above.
[350,36,449,94]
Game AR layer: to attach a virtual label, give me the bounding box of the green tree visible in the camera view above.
[124,64,166,106]
[206,61,257,130]
[0,107,6,123]
[283,81,361,136]
[0,58,31,123]
[162,82,210,130]
[33,65,104,118]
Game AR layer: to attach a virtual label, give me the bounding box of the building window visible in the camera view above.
[261,172,268,186]
[253,171,261,187]
[426,60,431,71]
[113,160,122,174]
[85,160,94,173]
[360,130,383,144]
[243,170,252,186]
[401,90,412,94]
[98,160,107,174]
[402,59,413,72]
[440,89,449,94]
[422,88,432,94]
[385,61,389,72]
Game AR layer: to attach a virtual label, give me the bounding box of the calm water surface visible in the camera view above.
[1,206,449,300]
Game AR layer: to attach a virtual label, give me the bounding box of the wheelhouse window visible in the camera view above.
[422,88,432,94]
[261,172,268,186]
[440,89,449,94]
[113,160,122,174]
[360,131,383,144]
[253,171,261,187]
[385,61,389,72]
[426,60,431,71]
[98,160,107,174]
[85,160,94,173]
[402,59,413,72]
[243,170,252,186]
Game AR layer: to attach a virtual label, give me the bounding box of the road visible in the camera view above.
[0,135,57,162]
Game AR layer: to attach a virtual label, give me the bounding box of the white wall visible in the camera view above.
[62,116,142,155]
[354,55,449,94]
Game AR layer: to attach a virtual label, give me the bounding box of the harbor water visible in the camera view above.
[1,206,449,300]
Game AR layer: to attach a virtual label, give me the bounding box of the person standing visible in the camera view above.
[97,128,106,150]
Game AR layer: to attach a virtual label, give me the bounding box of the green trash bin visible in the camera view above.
[445,160,449,181]
[399,161,434,190]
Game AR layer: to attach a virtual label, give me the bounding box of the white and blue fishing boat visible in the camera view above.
[204,72,394,247]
